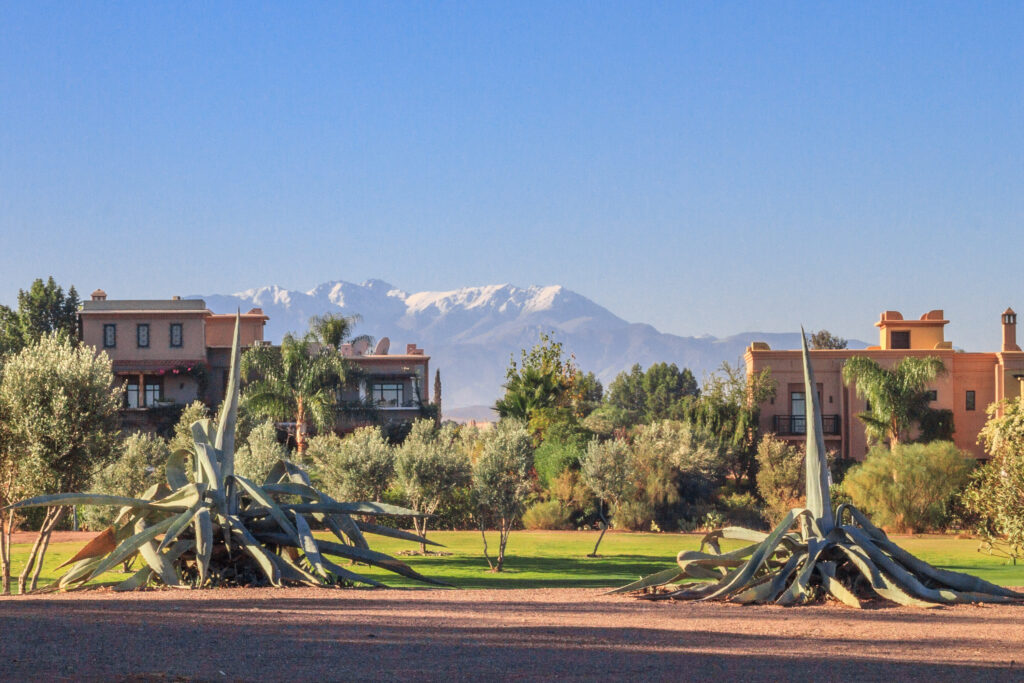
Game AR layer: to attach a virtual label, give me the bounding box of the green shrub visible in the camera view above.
[82,433,170,530]
[613,499,656,530]
[234,419,289,483]
[755,435,804,525]
[307,427,394,502]
[960,397,1024,562]
[843,441,973,533]
[522,500,573,530]
[533,438,583,487]
[717,491,763,528]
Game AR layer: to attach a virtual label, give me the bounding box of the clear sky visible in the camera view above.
[2,2,1022,351]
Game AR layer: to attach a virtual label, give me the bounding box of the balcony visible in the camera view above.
[773,414,841,436]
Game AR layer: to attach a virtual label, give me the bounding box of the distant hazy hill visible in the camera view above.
[195,280,866,410]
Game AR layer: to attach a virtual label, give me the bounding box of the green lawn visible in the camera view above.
[6,530,1024,591]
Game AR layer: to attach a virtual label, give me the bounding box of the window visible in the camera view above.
[890,331,911,349]
[170,323,183,348]
[966,390,976,411]
[137,323,150,348]
[145,382,162,406]
[371,382,404,407]
[925,389,937,402]
[103,324,116,348]
[789,392,806,434]
[126,382,139,408]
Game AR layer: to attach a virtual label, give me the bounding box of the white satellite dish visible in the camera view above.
[373,337,390,355]
[352,339,370,355]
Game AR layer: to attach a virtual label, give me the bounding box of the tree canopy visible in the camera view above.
[809,329,848,350]
[841,356,946,445]
[0,277,80,356]
[605,362,698,424]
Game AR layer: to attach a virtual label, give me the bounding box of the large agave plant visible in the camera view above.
[614,330,1024,607]
[7,316,446,592]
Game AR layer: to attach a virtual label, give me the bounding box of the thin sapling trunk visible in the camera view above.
[589,498,609,557]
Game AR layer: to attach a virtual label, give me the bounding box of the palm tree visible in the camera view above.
[241,333,345,454]
[841,356,946,446]
[493,365,566,420]
[309,313,372,351]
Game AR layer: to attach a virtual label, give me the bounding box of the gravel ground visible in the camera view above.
[2,587,1023,681]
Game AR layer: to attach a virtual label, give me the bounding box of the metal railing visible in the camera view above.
[773,414,841,436]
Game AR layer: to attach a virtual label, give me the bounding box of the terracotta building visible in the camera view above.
[335,337,431,432]
[78,290,268,416]
[744,309,1024,460]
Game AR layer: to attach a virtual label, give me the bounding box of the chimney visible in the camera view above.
[90,289,107,301]
[1002,308,1020,352]
[171,295,181,300]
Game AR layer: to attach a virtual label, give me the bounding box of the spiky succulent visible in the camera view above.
[614,330,1024,607]
[7,315,446,592]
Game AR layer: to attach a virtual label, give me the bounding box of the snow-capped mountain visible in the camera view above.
[195,280,865,411]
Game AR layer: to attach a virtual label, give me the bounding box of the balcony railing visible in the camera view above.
[773,414,841,436]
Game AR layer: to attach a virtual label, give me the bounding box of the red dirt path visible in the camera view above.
[2,587,1023,681]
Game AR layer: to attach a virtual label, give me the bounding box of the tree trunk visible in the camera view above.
[0,512,12,595]
[414,517,429,554]
[495,518,511,572]
[479,522,494,570]
[588,499,609,557]
[18,507,64,594]
[295,398,307,455]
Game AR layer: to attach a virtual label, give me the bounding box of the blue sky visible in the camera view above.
[2,2,1022,351]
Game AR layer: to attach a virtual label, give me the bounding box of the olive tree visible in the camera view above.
[472,419,534,572]
[395,419,471,552]
[234,419,289,483]
[81,433,170,531]
[307,427,394,502]
[580,438,634,557]
[962,397,1024,563]
[0,334,122,593]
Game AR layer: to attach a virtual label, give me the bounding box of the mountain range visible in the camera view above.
[195,280,866,416]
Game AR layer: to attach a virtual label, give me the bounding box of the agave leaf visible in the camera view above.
[800,328,834,533]
[136,519,180,587]
[56,526,117,569]
[741,550,804,604]
[293,512,328,578]
[834,542,935,607]
[355,520,443,547]
[50,555,106,590]
[113,483,166,527]
[281,501,427,517]
[157,497,206,553]
[114,565,153,592]
[703,508,809,601]
[4,493,170,512]
[816,561,862,608]
[606,566,684,595]
[149,483,206,511]
[215,314,241,480]
[225,516,281,587]
[315,539,452,587]
[269,551,322,586]
[841,506,1024,599]
[166,449,191,489]
[191,423,222,490]
[232,474,300,546]
[775,538,827,605]
[194,507,213,586]
[732,573,782,604]
[319,556,387,588]
[86,515,178,582]
[264,459,312,487]
[262,481,321,499]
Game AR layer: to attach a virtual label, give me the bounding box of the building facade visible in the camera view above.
[78,290,268,423]
[336,337,431,431]
[744,308,1024,460]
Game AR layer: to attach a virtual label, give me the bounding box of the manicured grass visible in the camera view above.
[6,530,1024,591]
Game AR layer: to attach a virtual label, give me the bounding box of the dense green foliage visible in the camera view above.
[0,277,80,356]
[809,329,847,350]
[234,419,290,483]
[755,434,805,525]
[961,397,1024,562]
[307,427,394,502]
[843,442,973,533]
[605,362,698,424]
[82,433,170,531]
